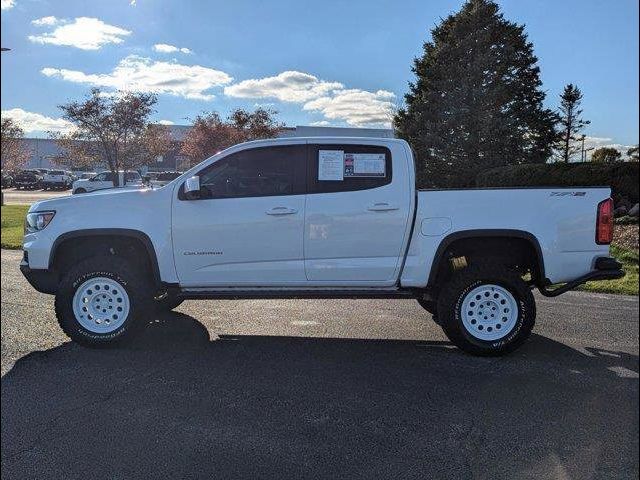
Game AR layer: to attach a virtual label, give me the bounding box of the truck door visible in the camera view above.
[172,143,308,287]
[304,142,412,285]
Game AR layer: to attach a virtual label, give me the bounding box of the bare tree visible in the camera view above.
[52,89,171,185]
[1,117,31,171]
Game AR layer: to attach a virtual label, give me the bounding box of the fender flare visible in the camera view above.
[49,228,162,288]
[427,229,547,287]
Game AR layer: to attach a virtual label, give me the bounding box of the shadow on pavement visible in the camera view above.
[2,312,638,480]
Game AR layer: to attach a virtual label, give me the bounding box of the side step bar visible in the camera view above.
[538,257,625,297]
[179,288,418,300]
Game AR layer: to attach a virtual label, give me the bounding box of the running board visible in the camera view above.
[179,288,418,300]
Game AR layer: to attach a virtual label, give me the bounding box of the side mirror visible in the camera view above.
[184,175,201,200]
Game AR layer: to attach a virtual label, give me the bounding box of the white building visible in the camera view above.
[18,125,395,170]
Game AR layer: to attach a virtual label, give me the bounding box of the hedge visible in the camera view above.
[475,162,639,204]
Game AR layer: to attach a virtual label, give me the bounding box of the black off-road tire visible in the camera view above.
[437,263,536,356]
[54,256,153,347]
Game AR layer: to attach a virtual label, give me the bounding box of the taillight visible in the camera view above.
[596,198,614,245]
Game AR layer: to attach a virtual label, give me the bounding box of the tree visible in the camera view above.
[394,0,557,188]
[180,107,283,166]
[627,145,639,162]
[52,89,171,185]
[555,84,590,162]
[1,117,31,171]
[591,147,622,163]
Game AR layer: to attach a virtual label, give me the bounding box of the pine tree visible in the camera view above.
[555,84,590,162]
[394,0,557,187]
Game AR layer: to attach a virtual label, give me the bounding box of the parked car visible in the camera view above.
[72,170,143,194]
[42,170,74,190]
[142,171,159,186]
[77,172,97,180]
[13,169,43,190]
[20,137,624,354]
[150,171,182,188]
[1,170,13,189]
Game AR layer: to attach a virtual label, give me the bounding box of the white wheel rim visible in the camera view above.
[460,284,519,341]
[72,277,130,333]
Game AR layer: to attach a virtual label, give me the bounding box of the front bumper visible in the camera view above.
[538,256,625,297]
[20,258,59,294]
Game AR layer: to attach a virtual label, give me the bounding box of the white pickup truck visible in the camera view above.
[20,137,623,355]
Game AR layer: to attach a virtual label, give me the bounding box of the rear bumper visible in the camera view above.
[20,258,59,295]
[538,256,625,297]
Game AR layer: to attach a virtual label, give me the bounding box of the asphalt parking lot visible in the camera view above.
[1,249,638,479]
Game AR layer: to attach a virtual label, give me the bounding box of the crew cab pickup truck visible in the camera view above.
[42,170,74,190]
[14,169,43,190]
[72,170,143,194]
[20,137,624,355]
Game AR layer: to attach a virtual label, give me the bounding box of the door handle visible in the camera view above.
[367,202,399,212]
[266,206,298,215]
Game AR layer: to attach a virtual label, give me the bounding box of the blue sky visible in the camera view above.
[1,0,638,152]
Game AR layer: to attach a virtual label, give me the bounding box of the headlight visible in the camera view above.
[25,211,56,234]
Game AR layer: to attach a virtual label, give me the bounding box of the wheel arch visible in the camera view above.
[427,229,547,288]
[49,228,162,289]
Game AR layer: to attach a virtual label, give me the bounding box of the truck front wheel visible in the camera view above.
[54,256,152,347]
[437,263,535,356]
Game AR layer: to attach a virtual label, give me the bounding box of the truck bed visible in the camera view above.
[400,187,612,287]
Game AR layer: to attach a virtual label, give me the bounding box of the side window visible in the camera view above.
[308,144,392,194]
[94,173,107,182]
[125,172,141,181]
[191,145,306,200]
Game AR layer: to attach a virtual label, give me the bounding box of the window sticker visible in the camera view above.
[318,150,344,181]
[344,153,386,177]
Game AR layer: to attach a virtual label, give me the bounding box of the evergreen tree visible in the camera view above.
[555,84,590,162]
[394,0,557,187]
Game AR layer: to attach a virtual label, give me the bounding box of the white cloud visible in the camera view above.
[42,55,233,100]
[157,120,174,125]
[223,70,395,126]
[310,120,331,126]
[28,17,131,50]
[1,0,15,10]
[303,89,396,127]
[154,43,192,54]
[224,71,343,103]
[32,16,59,26]
[1,108,74,133]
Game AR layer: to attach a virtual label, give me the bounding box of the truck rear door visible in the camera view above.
[304,141,413,285]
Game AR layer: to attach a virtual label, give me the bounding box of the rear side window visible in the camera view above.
[125,172,141,181]
[308,144,392,194]
[189,145,306,200]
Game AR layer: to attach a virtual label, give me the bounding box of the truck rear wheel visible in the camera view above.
[54,256,152,347]
[437,263,535,356]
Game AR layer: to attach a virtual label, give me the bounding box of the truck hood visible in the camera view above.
[29,186,157,213]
